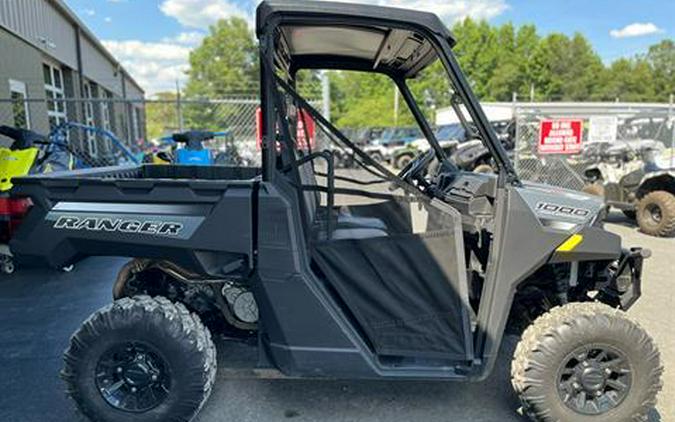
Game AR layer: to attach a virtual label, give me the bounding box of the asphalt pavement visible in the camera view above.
[0,211,671,422]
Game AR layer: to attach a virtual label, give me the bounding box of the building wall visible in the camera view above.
[81,36,123,96]
[0,27,50,137]
[0,0,78,69]
[0,0,146,150]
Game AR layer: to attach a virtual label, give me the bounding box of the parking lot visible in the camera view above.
[0,211,671,422]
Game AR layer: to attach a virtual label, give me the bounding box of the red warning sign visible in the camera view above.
[255,107,315,150]
[538,119,583,155]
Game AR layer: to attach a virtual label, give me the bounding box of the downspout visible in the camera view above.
[74,24,86,133]
[121,71,133,143]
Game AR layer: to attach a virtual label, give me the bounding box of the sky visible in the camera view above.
[64,0,674,95]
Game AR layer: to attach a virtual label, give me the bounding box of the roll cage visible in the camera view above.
[248,0,608,382]
[257,0,518,186]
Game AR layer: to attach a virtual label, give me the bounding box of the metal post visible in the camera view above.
[176,80,184,132]
[514,106,520,173]
[394,85,400,126]
[321,71,330,122]
[670,94,674,168]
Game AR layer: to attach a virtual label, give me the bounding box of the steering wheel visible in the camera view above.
[396,149,435,186]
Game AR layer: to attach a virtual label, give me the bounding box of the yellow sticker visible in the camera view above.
[556,234,583,252]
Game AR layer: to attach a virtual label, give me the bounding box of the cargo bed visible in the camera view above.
[10,164,261,277]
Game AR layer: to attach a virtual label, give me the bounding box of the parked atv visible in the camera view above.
[449,119,516,173]
[152,130,241,166]
[391,123,468,169]
[9,2,662,422]
[582,139,675,237]
[155,130,215,165]
[363,126,423,163]
[0,125,72,273]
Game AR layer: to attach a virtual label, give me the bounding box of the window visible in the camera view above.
[100,91,112,132]
[100,90,113,150]
[83,82,97,157]
[43,63,67,130]
[132,106,142,142]
[9,80,30,129]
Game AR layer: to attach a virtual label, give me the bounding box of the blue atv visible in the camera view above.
[156,131,238,166]
[170,131,215,166]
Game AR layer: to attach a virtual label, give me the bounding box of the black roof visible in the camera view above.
[256,0,455,46]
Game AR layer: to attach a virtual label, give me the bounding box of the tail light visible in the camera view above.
[0,197,33,242]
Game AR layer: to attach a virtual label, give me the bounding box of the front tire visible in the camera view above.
[637,191,675,237]
[62,295,217,422]
[512,303,662,422]
[395,154,413,170]
[369,151,384,163]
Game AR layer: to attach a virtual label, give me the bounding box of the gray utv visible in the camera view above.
[583,139,675,237]
[9,2,662,421]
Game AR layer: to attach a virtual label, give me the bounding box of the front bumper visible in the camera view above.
[598,247,649,310]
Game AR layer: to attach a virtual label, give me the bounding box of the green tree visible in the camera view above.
[145,92,179,139]
[185,17,258,98]
[451,18,500,99]
[485,23,519,101]
[179,15,674,132]
[645,40,674,101]
[528,32,603,101]
[330,71,415,128]
[183,17,258,130]
[596,58,656,102]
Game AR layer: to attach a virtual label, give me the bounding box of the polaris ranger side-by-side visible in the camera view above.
[9,2,662,421]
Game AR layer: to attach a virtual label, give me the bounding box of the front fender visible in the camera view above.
[582,164,604,182]
[638,171,675,197]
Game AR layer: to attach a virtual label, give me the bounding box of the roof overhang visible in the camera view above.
[257,0,456,78]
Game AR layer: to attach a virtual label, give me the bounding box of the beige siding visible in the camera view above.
[81,37,123,96]
[0,27,50,135]
[125,79,145,100]
[0,0,77,69]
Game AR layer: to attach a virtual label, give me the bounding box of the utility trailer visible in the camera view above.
[10,2,662,421]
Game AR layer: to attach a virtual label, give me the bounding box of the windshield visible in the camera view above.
[435,124,464,141]
[273,25,519,196]
[379,129,395,142]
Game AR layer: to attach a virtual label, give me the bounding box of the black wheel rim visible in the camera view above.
[645,203,662,224]
[557,345,632,415]
[95,341,171,412]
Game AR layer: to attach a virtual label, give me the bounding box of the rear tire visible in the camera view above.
[637,191,675,237]
[512,302,662,422]
[62,295,217,422]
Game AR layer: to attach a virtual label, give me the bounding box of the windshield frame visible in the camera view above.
[260,12,519,186]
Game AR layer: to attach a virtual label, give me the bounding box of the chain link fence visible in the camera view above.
[4,94,672,185]
[0,96,288,168]
[514,103,675,190]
